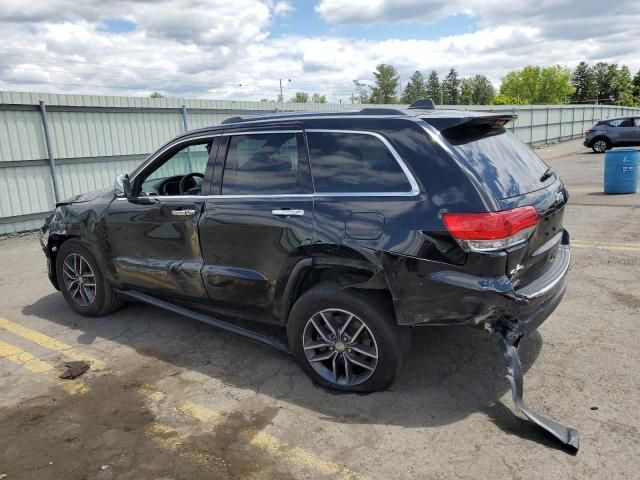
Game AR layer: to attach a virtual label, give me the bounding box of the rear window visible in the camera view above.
[306,131,412,193]
[446,127,553,200]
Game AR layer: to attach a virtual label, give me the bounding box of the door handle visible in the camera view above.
[271,209,304,217]
[171,209,196,216]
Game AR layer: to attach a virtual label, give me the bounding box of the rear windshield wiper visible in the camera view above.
[540,167,554,182]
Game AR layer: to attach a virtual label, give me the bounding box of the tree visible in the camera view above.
[571,62,596,103]
[150,92,164,98]
[442,67,461,104]
[500,66,540,103]
[467,74,495,104]
[369,64,400,104]
[426,70,441,104]
[352,80,370,103]
[593,62,613,102]
[290,92,309,103]
[538,66,574,103]
[401,70,428,104]
[499,65,573,104]
[491,93,528,105]
[311,93,327,103]
[612,65,633,105]
[632,70,640,99]
[459,79,473,105]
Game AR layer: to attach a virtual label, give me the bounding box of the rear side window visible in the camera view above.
[448,128,552,200]
[306,131,412,193]
[608,118,633,127]
[222,132,303,195]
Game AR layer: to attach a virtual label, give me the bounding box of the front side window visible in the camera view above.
[139,142,211,196]
[222,132,303,195]
[634,118,640,127]
[306,131,412,193]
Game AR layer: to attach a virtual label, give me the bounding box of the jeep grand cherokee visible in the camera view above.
[39,101,578,450]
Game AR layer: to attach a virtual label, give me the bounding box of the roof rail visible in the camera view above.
[221,116,244,124]
[408,99,436,110]
[358,107,408,115]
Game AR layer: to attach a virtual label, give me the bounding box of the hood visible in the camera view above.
[56,188,112,207]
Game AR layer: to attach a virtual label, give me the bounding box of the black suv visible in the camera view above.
[40,102,577,449]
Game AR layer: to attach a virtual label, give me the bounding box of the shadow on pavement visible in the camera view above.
[24,293,544,435]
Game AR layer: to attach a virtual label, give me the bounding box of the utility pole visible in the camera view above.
[278,78,291,105]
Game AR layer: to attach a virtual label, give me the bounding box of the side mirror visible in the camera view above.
[114,174,132,198]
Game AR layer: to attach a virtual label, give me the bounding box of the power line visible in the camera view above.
[0,77,236,93]
[0,64,247,89]
[0,52,249,79]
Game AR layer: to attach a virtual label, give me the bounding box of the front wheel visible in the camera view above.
[56,239,122,317]
[287,283,412,392]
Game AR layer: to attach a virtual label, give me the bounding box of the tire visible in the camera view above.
[592,138,610,153]
[287,283,412,393]
[56,239,123,317]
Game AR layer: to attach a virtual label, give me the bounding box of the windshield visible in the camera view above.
[447,127,554,200]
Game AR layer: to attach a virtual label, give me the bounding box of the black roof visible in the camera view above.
[179,106,517,139]
[220,107,515,126]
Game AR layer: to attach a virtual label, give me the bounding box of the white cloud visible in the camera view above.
[0,0,638,102]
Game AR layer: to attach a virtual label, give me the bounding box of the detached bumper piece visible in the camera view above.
[499,334,579,452]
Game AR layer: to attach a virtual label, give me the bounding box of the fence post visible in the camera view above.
[558,107,563,142]
[544,106,550,144]
[181,104,189,131]
[38,100,60,203]
[181,104,194,170]
[529,108,534,146]
[571,106,575,139]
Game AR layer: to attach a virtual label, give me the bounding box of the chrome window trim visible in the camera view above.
[221,129,302,136]
[129,133,222,183]
[122,127,422,201]
[304,129,420,197]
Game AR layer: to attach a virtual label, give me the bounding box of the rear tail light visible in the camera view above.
[586,129,594,133]
[442,206,539,252]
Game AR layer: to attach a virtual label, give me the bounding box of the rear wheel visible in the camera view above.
[287,283,411,392]
[56,239,122,316]
[592,138,610,153]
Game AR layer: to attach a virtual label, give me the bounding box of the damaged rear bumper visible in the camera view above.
[385,242,570,336]
[499,334,579,452]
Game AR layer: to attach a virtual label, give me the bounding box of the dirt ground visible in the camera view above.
[1,139,639,479]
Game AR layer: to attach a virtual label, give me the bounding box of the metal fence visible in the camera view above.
[1,90,639,234]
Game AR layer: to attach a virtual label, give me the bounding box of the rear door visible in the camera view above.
[447,127,567,287]
[633,118,640,145]
[617,118,636,145]
[197,127,314,323]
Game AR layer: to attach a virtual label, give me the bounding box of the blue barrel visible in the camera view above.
[604,148,639,194]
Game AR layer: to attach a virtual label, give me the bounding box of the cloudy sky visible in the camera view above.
[1,0,638,102]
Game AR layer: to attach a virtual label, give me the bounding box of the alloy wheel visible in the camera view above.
[594,140,607,153]
[302,308,379,387]
[62,253,97,306]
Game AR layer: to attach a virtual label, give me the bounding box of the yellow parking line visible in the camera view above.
[572,241,640,252]
[139,386,367,479]
[246,429,367,480]
[178,400,222,423]
[0,339,54,373]
[0,338,90,395]
[0,317,106,370]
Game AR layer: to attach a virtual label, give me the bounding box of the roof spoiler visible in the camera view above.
[408,98,436,110]
[424,114,517,132]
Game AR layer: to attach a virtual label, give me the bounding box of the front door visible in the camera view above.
[198,128,314,323]
[106,137,217,300]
